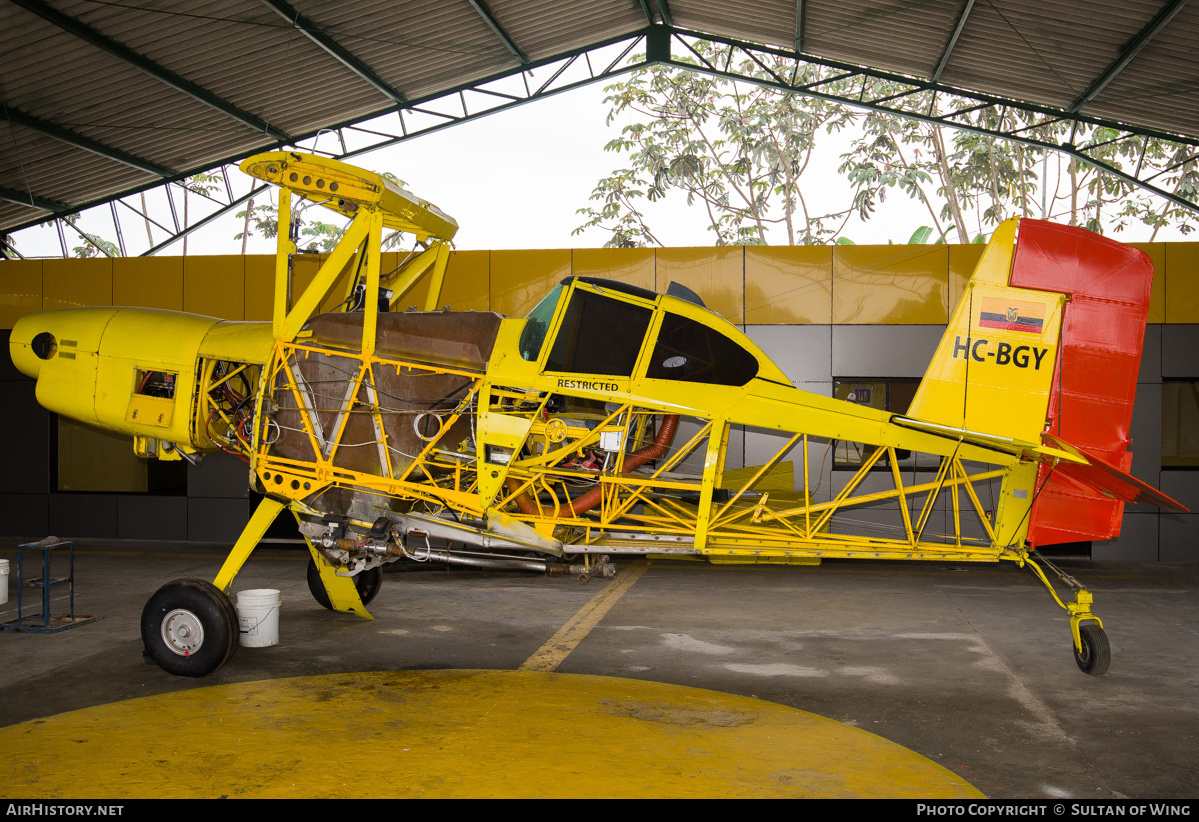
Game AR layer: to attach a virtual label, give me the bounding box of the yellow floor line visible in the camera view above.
[519,562,648,672]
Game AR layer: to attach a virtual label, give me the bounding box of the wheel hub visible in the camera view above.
[161,608,205,656]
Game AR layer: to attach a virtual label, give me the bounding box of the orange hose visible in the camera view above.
[509,414,680,518]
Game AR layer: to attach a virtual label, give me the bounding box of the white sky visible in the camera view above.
[10,78,1196,257]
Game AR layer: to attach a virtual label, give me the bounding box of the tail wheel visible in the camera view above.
[1074,623,1111,676]
[141,579,239,677]
[306,558,383,610]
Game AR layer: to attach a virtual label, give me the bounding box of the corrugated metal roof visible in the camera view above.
[2,0,1197,234]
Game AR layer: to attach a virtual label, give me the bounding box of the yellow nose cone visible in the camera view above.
[9,312,49,379]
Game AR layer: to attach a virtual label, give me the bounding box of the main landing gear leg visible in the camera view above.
[1024,555,1111,676]
[141,497,287,677]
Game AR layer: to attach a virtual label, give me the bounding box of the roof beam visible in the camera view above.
[466,0,530,65]
[931,0,975,82]
[634,0,654,26]
[1069,0,1189,113]
[0,105,176,178]
[259,0,407,104]
[795,1,806,54]
[10,0,292,142]
[0,185,67,213]
[655,0,674,27]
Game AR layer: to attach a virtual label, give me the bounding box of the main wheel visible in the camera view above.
[141,579,239,677]
[306,558,383,610]
[1074,623,1111,676]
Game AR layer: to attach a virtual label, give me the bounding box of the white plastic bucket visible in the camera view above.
[236,589,281,648]
[0,559,8,606]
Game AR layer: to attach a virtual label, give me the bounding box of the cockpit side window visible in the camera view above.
[519,285,564,362]
[545,289,652,376]
[646,312,759,386]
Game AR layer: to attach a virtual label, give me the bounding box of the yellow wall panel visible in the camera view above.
[43,257,112,311]
[290,253,327,313]
[572,248,655,293]
[319,253,358,314]
[948,244,985,317]
[243,256,275,321]
[184,256,244,320]
[490,249,571,318]
[113,256,183,311]
[386,251,435,311]
[833,245,948,324]
[1166,244,1199,323]
[0,259,43,329]
[1128,243,1166,324]
[744,246,831,324]
[442,250,490,312]
[656,248,744,324]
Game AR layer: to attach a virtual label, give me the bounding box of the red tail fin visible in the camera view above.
[1009,220,1157,545]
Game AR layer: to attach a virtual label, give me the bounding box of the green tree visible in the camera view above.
[63,214,119,258]
[580,63,1199,247]
[575,45,874,247]
[182,171,222,256]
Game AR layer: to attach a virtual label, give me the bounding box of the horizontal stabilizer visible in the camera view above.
[1042,434,1189,513]
[891,416,1085,465]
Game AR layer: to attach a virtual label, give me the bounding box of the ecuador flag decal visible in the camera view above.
[979,297,1044,334]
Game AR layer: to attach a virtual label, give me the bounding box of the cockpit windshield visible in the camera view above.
[544,288,653,377]
[519,285,564,362]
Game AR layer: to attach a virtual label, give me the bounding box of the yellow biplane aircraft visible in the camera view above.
[9,152,1186,678]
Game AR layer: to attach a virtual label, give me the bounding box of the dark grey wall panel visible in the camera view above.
[48,494,118,539]
[1093,512,1158,561]
[0,330,26,381]
[0,494,49,540]
[1162,325,1199,378]
[1139,324,1161,384]
[1160,471,1199,511]
[831,325,944,378]
[187,498,250,543]
[1160,514,1199,561]
[0,382,50,493]
[187,453,250,498]
[117,495,188,541]
[1129,384,1162,484]
[746,325,832,384]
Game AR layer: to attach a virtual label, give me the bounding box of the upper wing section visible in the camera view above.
[240,151,458,242]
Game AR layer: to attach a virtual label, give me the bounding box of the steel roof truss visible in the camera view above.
[11,0,291,142]
[662,28,1199,216]
[0,185,65,213]
[1069,0,1190,113]
[13,24,1199,255]
[466,0,530,65]
[795,1,806,55]
[122,34,651,255]
[634,0,655,26]
[259,0,407,104]
[0,105,175,179]
[932,0,976,83]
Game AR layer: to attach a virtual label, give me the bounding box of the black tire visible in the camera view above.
[306,558,383,610]
[141,579,239,677]
[1074,623,1111,676]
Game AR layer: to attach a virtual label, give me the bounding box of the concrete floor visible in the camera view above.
[0,538,1196,799]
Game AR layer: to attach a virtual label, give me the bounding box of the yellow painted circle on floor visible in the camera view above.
[0,670,983,799]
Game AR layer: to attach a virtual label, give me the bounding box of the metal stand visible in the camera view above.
[0,538,101,633]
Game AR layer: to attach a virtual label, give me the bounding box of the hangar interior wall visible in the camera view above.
[1,243,1197,560]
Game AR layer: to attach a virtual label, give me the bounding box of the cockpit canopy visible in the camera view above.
[519,277,761,387]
